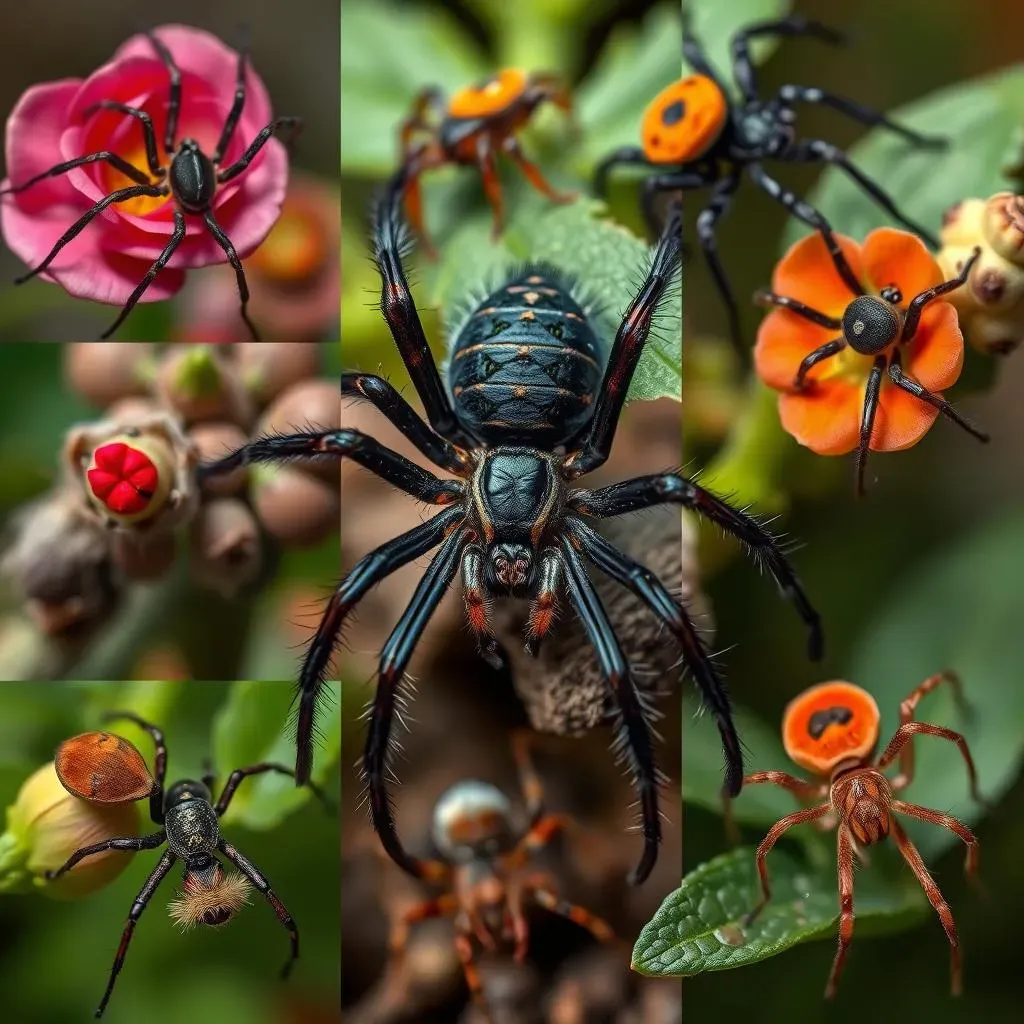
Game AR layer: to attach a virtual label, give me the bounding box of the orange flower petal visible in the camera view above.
[754,309,839,392]
[861,228,942,303]
[779,380,862,456]
[870,384,939,452]
[904,301,964,392]
[772,232,863,317]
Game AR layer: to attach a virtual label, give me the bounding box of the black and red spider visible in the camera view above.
[197,183,821,885]
[0,31,300,341]
[594,13,945,352]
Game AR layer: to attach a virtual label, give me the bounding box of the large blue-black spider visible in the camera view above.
[197,182,821,885]
[594,13,946,353]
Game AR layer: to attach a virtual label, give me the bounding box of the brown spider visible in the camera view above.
[387,733,617,1019]
[735,672,987,996]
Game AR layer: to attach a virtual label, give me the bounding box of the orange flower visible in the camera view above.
[755,228,967,458]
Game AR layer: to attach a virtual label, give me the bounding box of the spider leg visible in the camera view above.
[395,144,447,259]
[593,145,649,198]
[389,893,459,960]
[747,162,863,297]
[365,527,471,882]
[99,209,185,339]
[694,171,745,356]
[784,139,940,248]
[213,39,249,164]
[855,354,887,497]
[825,825,856,998]
[145,30,181,154]
[888,818,964,996]
[566,514,743,796]
[453,931,487,1011]
[372,185,466,441]
[398,86,445,155]
[893,800,979,879]
[511,730,546,824]
[341,371,471,475]
[640,170,710,239]
[501,134,576,204]
[0,151,153,196]
[682,7,729,88]
[529,885,616,944]
[462,544,503,668]
[572,474,824,659]
[475,134,505,240]
[524,547,562,657]
[214,763,332,815]
[901,247,981,340]
[744,803,832,925]
[218,840,300,980]
[566,202,683,477]
[778,84,946,150]
[558,537,660,885]
[879,722,987,807]
[730,17,844,100]
[203,209,259,342]
[795,337,846,389]
[13,184,166,284]
[44,830,167,881]
[101,711,167,824]
[753,289,842,330]
[83,101,162,176]
[887,351,989,443]
[95,849,176,1018]
[217,117,303,183]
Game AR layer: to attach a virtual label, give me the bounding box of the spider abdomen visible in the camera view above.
[165,795,220,857]
[450,270,603,446]
[169,140,217,214]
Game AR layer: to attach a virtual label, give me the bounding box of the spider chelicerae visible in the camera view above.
[198,181,821,885]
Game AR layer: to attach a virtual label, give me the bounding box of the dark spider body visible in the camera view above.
[594,13,947,353]
[197,184,822,887]
[168,140,218,213]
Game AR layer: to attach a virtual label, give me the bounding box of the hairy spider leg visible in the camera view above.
[101,711,168,824]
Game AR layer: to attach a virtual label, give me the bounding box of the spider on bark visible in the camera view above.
[594,13,945,353]
[732,674,987,996]
[197,181,821,886]
[47,712,329,1018]
[0,30,300,341]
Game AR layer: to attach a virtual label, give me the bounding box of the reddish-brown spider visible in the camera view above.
[387,733,616,1019]
[738,673,986,996]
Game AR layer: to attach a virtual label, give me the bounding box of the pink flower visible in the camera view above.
[1,25,289,315]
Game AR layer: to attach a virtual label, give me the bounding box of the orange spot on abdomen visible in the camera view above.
[642,75,727,164]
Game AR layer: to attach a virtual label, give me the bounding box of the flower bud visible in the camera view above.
[156,346,255,427]
[0,762,140,899]
[253,464,339,547]
[982,192,1024,264]
[190,498,263,597]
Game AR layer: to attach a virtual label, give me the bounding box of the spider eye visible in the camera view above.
[842,295,900,355]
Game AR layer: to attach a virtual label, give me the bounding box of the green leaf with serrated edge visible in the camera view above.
[687,0,794,88]
[340,0,487,175]
[844,511,1024,860]
[632,846,926,977]
[212,680,340,831]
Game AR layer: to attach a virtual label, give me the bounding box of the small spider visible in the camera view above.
[756,244,989,495]
[0,30,300,341]
[46,712,329,1018]
[734,673,987,997]
[397,68,575,254]
[386,732,617,1021]
[594,13,945,352]
[197,185,821,885]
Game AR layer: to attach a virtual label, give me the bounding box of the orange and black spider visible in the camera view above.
[386,733,617,1021]
[594,13,946,353]
[734,674,987,997]
[397,68,575,254]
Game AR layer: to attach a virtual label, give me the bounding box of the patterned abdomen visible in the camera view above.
[449,268,604,447]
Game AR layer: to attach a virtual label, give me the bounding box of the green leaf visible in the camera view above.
[687,0,794,87]
[212,679,340,831]
[632,845,926,977]
[844,511,1024,859]
[782,65,1024,249]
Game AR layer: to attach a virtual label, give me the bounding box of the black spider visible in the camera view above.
[0,30,300,341]
[45,712,329,1018]
[594,12,946,353]
[197,182,821,885]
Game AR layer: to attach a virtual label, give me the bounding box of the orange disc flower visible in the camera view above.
[754,228,988,494]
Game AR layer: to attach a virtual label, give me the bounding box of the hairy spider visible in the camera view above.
[197,184,821,885]
[46,712,328,1018]
[594,13,945,352]
[386,732,616,1020]
[756,244,989,494]
[735,674,986,997]
[0,29,300,341]
[397,68,575,254]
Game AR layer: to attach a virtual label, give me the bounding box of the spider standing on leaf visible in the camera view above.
[594,13,945,353]
[733,674,986,997]
[385,732,617,1021]
[46,712,329,1018]
[0,30,300,341]
[197,182,821,885]
[397,68,575,254]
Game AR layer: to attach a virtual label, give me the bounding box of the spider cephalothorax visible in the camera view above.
[1,30,300,340]
[197,185,821,885]
[48,713,328,1017]
[397,68,575,253]
[594,13,945,352]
